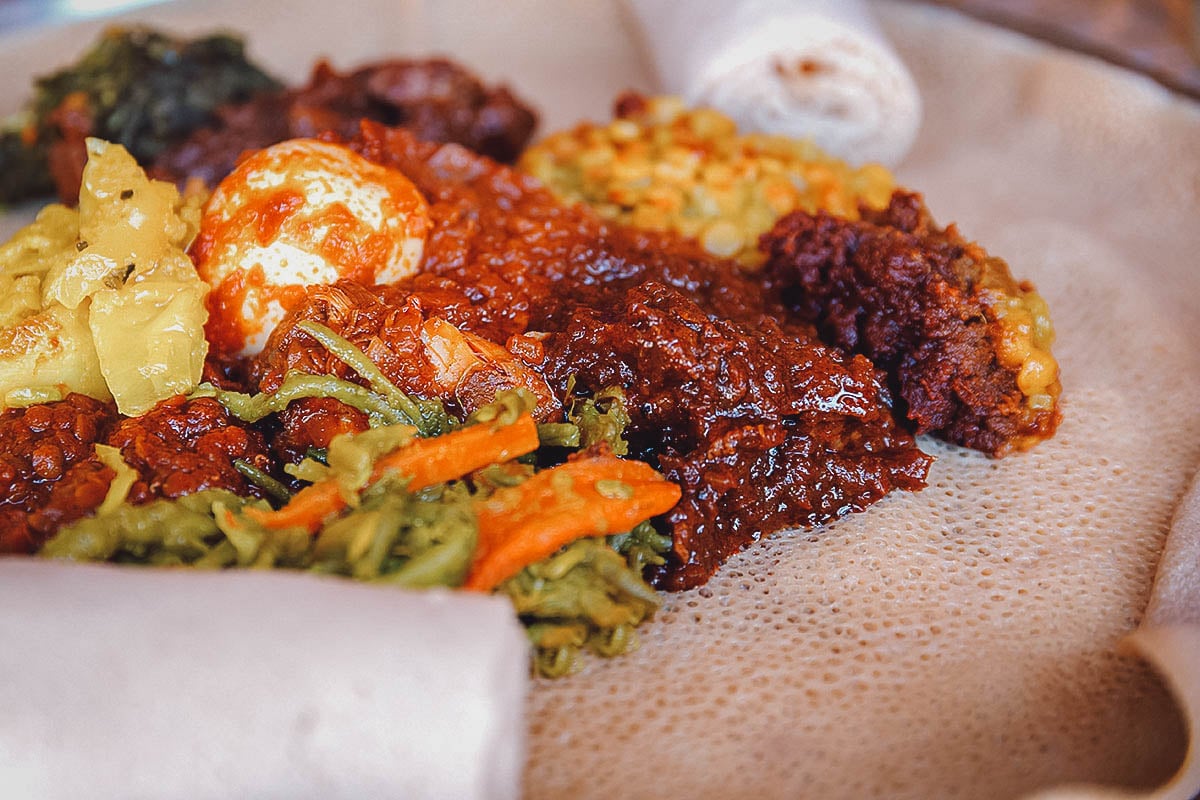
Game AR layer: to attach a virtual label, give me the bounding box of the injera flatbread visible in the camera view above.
[625,0,922,166]
[0,563,528,800]
[0,2,1197,798]
[521,4,1200,798]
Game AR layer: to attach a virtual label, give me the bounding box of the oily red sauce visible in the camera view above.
[0,394,115,553]
[542,281,930,589]
[198,187,391,288]
[300,202,394,285]
[193,189,307,352]
[249,190,306,246]
[0,395,270,552]
[107,396,272,503]
[200,267,302,354]
[272,397,368,464]
[256,124,932,589]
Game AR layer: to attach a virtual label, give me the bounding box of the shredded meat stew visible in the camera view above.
[151,58,538,189]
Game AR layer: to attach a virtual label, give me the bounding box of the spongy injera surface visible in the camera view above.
[0,1,1194,797]
[523,5,1200,798]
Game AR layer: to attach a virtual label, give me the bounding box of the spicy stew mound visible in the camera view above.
[0,103,1060,671]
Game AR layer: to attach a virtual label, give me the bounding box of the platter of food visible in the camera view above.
[0,1,1197,798]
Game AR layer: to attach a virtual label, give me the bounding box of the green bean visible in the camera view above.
[233,459,291,505]
[39,373,666,680]
[378,523,476,588]
[592,548,662,607]
[537,422,580,448]
[42,489,247,563]
[297,320,450,435]
[194,373,410,426]
[192,540,238,569]
[212,500,267,566]
[467,388,535,427]
[563,384,631,455]
[537,539,592,581]
[589,623,635,658]
[500,532,664,676]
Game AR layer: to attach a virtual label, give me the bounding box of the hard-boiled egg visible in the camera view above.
[191,138,430,355]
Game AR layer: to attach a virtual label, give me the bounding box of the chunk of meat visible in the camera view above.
[152,58,537,189]
[254,281,557,421]
[761,190,1062,455]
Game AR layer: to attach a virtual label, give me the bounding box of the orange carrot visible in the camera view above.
[244,480,344,533]
[464,455,681,592]
[373,413,537,491]
[245,413,540,533]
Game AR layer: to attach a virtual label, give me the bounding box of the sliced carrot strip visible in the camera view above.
[244,481,344,534]
[464,455,681,592]
[245,413,540,533]
[373,413,538,491]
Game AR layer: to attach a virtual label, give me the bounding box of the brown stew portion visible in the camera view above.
[0,395,269,554]
[150,59,537,191]
[250,123,932,590]
[762,192,1061,456]
[0,121,1060,590]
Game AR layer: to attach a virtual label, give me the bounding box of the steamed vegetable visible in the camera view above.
[0,300,108,406]
[501,525,667,677]
[41,489,258,565]
[41,379,681,676]
[244,410,540,533]
[42,484,480,586]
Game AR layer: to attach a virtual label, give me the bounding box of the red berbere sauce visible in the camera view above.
[272,397,368,464]
[0,395,270,553]
[543,282,930,589]
[0,395,115,553]
[107,396,272,503]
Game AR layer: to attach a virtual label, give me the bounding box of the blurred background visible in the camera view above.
[923,0,1200,96]
[1,0,1198,97]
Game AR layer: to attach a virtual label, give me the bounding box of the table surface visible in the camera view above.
[920,0,1200,97]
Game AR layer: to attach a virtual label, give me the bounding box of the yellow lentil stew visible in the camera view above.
[519,93,895,268]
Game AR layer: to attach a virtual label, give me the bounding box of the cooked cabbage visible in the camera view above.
[0,138,209,415]
[0,303,108,406]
